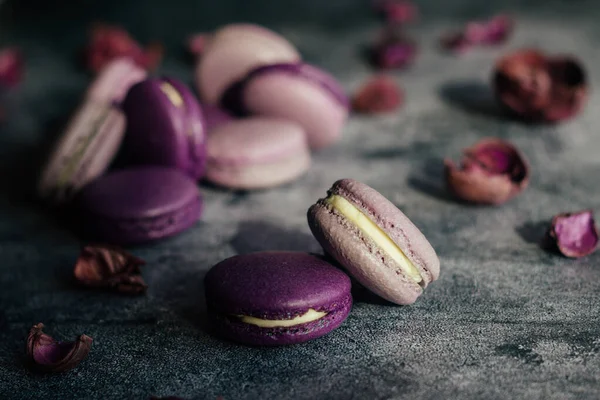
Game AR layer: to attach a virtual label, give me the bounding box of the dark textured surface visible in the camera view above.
[1,0,600,399]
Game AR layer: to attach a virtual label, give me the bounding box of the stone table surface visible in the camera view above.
[0,0,599,399]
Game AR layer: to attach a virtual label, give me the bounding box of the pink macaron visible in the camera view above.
[85,58,147,105]
[222,63,349,150]
[307,179,440,305]
[196,23,300,105]
[206,117,311,189]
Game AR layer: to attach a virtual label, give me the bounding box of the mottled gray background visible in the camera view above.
[0,0,599,399]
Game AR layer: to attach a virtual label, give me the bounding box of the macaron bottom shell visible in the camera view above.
[207,295,352,346]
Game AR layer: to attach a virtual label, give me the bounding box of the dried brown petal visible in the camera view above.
[85,24,163,73]
[546,210,599,258]
[0,48,24,88]
[444,138,529,205]
[26,323,92,373]
[441,15,513,53]
[352,75,403,114]
[493,49,587,122]
[73,244,147,294]
[371,28,417,69]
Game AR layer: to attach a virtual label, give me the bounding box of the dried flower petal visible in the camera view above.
[371,29,417,69]
[186,33,211,58]
[0,48,24,88]
[352,75,403,114]
[373,1,418,24]
[444,138,529,205]
[26,323,92,373]
[546,210,599,258]
[85,24,163,73]
[73,244,147,294]
[441,14,513,53]
[493,49,587,122]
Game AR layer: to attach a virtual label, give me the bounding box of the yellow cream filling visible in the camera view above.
[238,309,326,328]
[325,195,422,283]
[160,82,184,107]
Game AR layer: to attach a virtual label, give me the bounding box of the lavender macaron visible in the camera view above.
[308,179,440,305]
[85,57,147,105]
[206,117,311,189]
[76,166,202,245]
[121,77,207,179]
[204,251,352,346]
[38,101,126,204]
[222,62,349,150]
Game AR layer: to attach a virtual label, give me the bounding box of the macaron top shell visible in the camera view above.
[327,179,440,283]
[85,58,147,104]
[77,166,200,219]
[204,251,351,318]
[197,23,300,105]
[122,77,206,178]
[207,117,307,166]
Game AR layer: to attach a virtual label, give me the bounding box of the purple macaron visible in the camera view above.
[204,251,352,346]
[308,179,440,305]
[221,62,349,150]
[76,166,202,245]
[121,77,207,179]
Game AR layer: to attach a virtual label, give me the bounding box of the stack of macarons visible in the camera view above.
[38,23,350,244]
[38,58,206,245]
[204,179,440,346]
[192,23,350,189]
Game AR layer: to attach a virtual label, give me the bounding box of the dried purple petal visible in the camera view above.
[0,48,24,88]
[547,210,599,258]
[73,244,147,294]
[444,138,529,205]
[441,14,513,53]
[26,323,92,373]
[493,49,587,122]
[373,1,418,24]
[352,75,403,114]
[371,29,417,69]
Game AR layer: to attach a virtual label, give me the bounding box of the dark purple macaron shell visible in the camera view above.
[121,77,207,179]
[76,166,202,245]
[204,251,352,346]
[221,62,350,116]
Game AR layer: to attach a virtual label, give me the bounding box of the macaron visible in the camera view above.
[85,57,147,105]
[76,166,202,245]
[121,77,207,179]
[206,117,311,189]
[196,23,300,105]
[221,62,349,150]
[307,179,440,305]
[37,101,126,204]
[204,251,352,346]
[203,103,233,134]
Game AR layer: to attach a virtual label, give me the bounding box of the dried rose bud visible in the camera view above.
[352,75,403,114]
[371,29,417,69]
[0,48,24,88]
[186,33,211,58]
[85,24,163,73]
[444,138,529,205]
[27,323,92,373]
[373,1,418,24]
[441,14,513,53]
[73,244,147,294]
[493,49,587,122]
[546,210,599,258]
